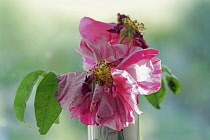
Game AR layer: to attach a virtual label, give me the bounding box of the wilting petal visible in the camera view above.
[76,39,94,60]
[76,39,102,63]
[97,93,137,131]
[117,93,142,115]
[111,68,138,94]
[111,68,142,113]
[91,68,142,131]
[125,58,162,95]
[94,36,129,62]
[79,17,117,42]
[55,71,86,110]
[70,92,97,125]
[96,92,115,123]
[111,44,130,60]
[117,49,159,70]
[90,84,103,111]
[94,36,115,60]
[82,57,95,71]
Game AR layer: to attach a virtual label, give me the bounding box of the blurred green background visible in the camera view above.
[0,0,209,140]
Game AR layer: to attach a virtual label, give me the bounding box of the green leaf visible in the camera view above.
[54,117,59,124]
[14,70,45,126]
[144,65,182,109]
[144,80,166,109]
[144,93,160,109]
[162,65,172,75]
[36,72,47,88]
[166,74,182,95]
[35,72,62,135]
[156,80,166,103]
[162,65,182,95]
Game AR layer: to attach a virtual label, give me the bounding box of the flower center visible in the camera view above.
[122,16,146,34]
[89,60,114,86]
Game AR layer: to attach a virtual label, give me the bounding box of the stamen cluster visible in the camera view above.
[121,16,146,34]
[89,60,114,86]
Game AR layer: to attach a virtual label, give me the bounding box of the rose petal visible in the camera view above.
[111,44,130,60]
[96,92,115,123]
[94,36,115,60]
[117,49,159,70]
[111,68,139,94]
[82,57,95,71]
[55,71,86,110]
[76,39,102,63]
[97,94,137,131]
[125,58,162,95]
[111,68,142,114]
[79,17,117,42]
[70,93,97,125]
[90,84,103,110]
[93,36,130,62]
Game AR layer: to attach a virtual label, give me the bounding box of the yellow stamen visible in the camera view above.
[122,16,146,34]
[89,60,114,86]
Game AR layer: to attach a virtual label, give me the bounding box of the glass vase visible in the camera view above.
[88,114,140,140]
